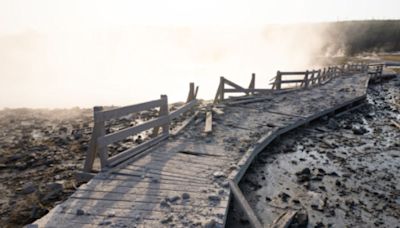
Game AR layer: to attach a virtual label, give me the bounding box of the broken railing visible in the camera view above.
[213,63,371,104]
[271,63,369,90]
[83,83,199,173]
[213,73,272,103]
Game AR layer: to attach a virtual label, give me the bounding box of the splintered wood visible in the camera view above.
[204,111,213,133]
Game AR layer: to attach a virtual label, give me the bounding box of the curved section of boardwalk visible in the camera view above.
[33,73,370,227]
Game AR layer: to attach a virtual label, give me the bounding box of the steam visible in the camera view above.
[0,25,336,108]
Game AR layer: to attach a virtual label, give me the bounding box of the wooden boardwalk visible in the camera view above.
[32,69,371,227]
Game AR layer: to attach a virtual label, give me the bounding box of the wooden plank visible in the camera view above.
[270,210,298,228]
[107,133,168,167]
[391,120,400,129]
[71,190,228,207]
[112,168,210,182]
[120,163,212,180]
[169,99,197,120]
[171,111,199,136]
[223,89,272,93]
[93,176,210,189]
[86,177,218,191]
[227,97,272,105]
[130,154,229,169]
[280,79,304,83]
[81,181,216,194]
[124,162,214,178]
[94,99,163,122]
[98,115,169,148]
[110,170,211,184]
[70,191,229,206]
[279,71,307,75]
[59,203,227,218]
[223,78,246,90]
[229,180,263,228]
[204,111,213,133]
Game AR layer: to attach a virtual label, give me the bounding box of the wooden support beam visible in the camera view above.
[204,111,213,133]
[270,210,298,228]
[229,180,263,228]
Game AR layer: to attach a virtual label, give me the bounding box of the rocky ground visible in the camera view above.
[0,103,187,227]
[227,75,400,227]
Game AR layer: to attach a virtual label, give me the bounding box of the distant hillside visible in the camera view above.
[322,20,400,56]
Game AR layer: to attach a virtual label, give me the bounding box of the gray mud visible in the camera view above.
[0,103,187,227]
[227,75,400,228]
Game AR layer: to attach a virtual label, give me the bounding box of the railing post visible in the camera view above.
[248,73,255,95]
[317,69,322,85]
[213,77,224,104]
[83,106,103,172]
[310,70,315,85]
[220,77,225,101]
[304,70,309,88]
[194,86,199,99]
[160,95,170,135]
[93,106,109,171]
[186,82,195,102]
[275,71,282,90]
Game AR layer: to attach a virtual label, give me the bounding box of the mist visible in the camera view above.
[0,25,329,109]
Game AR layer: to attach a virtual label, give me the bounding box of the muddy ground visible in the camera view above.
[227,75,400,227]
[0,104,186,227]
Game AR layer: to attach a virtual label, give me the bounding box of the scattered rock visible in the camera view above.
[182,193,190,200]
[166,195,180,203]
[213,171,226,178]
[327,118,340,130]
[295,168,311,183]
[278,192,291,203]
[19,182,37,195]
[76,209,85,216]
[160,215,173,224]
[352,126,368,135]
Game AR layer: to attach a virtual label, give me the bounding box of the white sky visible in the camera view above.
[1,0,399,33]
[0,0,399,108]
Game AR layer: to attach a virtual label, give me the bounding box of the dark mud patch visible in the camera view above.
[227,75,400,227]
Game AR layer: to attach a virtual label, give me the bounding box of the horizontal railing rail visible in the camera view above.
[83,83,199,172]
[213,62,377,104]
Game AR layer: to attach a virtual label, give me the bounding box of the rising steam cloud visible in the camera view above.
[0,24,362,108]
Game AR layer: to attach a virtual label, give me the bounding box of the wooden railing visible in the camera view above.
[214,73,272,104]
[271,63,369,90]
[213,63,372,104]
[368,63,384,79]
[83,83,199,172]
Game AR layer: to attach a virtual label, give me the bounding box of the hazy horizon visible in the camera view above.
[1,0,399,109]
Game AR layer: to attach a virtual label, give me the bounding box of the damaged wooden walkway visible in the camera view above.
[33,70,371,227]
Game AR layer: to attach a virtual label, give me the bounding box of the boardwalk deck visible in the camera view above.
[33,73,370,227]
